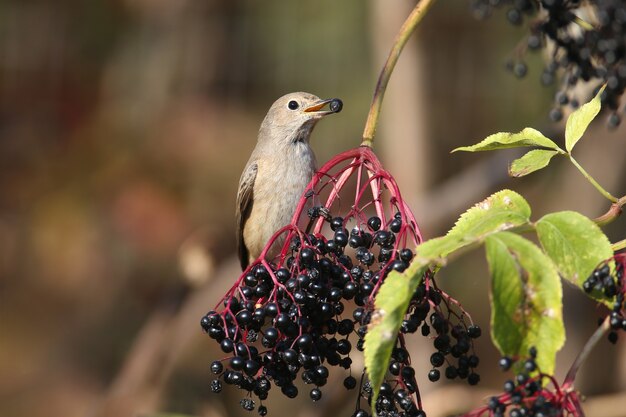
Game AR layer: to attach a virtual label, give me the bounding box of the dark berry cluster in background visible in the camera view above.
[469,0,626,128]
[583,252,626,343]
[201,147,481,416]
[463,347,582,417]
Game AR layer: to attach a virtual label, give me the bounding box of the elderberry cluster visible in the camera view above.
[583,254,626,343]
[464,347,581,417]
[469,0,626,127]
[203,147,481,415]
[202,210,429,415]
[354,281,482,417]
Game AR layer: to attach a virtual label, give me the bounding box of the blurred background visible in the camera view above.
[1,1,624,417]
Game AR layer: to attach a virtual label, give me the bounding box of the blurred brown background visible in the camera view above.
[1,1,624,417]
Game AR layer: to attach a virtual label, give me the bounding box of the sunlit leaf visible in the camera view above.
[536,211,613,305]
[486,232,564,374]
[565,87,603,152]
[509,149,560,177]
[452,128,561,153]
[412,190,532,263]
[364,263,430,417]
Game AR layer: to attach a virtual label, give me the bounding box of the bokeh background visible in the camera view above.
[1,1,625,417]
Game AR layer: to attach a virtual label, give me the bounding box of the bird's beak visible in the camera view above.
[304,98,342,115]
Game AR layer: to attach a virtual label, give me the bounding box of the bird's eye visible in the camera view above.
[288,100,299,110]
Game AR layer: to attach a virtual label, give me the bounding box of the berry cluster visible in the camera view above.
[469,0,626,127]
[351,278,481,417]
[462,348,582,417]
[202,147,481,416]
[583,252,626,343]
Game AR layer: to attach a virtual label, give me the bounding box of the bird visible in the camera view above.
[236,92,342,270]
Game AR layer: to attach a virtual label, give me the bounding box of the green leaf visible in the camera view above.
[365,190,532,411]
[447,189,532,239]
[485,232,564,374]
[452,128,561,153]
[565,87,603,152]
[536,211,613,305]
[364,264,430,417]
[412,190,532,262]
[509,149,560,177]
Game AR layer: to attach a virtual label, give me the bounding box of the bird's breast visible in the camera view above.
[244,145,316,258]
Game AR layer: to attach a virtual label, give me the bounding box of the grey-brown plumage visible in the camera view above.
[236,92,341,270]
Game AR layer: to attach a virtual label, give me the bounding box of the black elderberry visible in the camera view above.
[430,352,445,367]
[211,360,224,374]
[428,369,440,382]
[467,324,482,338]
[445,366,458,379]
[343,282,358,299]
[368,216,382,231]
[499,356,513,371]
[208,326,225,341]
[240,398,256,411]
[393,347,409,362]
[468,354,480,368]
[310,388,322,401]
[434,334,450,351]
[389,361,401,375]
[468,372,480,385]
[300,247,316,265]
[391,260,407,272]
[349,234,363,248]
[330,217,344,231]
[335,230,349,247]
[524,359,537,372]
[236,342,251,357]
[221,338,234,353]
[515,373,528,385]
[503,379,515,393]
[400,248,413,262]
[281,384,298,398]
[258,406,267,416]
[389,218,402,233]
[231,356,245,371]
[211,379,222,393]
[344,375,357,389]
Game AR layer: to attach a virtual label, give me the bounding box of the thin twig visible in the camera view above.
[569,155,619,203]
[594,195,626,227]
[361,0,438,147]
[563,315,611,388]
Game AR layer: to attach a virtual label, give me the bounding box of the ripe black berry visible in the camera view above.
[344,375,357,389]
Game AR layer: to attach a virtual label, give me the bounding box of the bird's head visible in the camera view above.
[259,92,342,146]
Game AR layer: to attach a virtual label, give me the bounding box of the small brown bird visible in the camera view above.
[236,92,342,270]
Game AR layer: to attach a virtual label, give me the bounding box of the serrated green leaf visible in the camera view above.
[565,87,603,152]
[452,128,561,153]
[509,149,559,177]
[447,190,532,238]
[486,232,564,374]
[536,211,613,305]
[364,263,429,417]
[412,190,532,262]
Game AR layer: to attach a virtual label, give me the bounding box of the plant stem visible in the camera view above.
[361,0,438,148]
[594,195,626,227]
[569,155,618,203]
[563,315,610,388]
[612,238,626,252]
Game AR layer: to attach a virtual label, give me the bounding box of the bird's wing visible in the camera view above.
[236,162,258,270]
